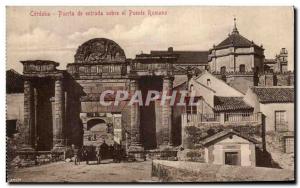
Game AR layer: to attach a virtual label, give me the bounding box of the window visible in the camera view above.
[225,152,240,166]
[189,84,194,92]
[275,111,287,131]
[220,66,226,74]
[239,64,245,72]
[186,97,197,114]
[186,105,197,114]
[284,137,294,154]
[207,79,211,86]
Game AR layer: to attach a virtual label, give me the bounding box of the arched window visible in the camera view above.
[239,64,245,72]
[220,66,226,74]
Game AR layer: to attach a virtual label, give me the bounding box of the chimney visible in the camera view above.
[168,47,173,52]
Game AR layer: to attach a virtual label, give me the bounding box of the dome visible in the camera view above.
[74,38,126,63]
[214,18,261,50]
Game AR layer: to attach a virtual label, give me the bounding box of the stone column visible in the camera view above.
[22,80,34,150]
[52,79,65,149]
[129,79,143,151]
[162,76,174,146]
[33,88,38,150]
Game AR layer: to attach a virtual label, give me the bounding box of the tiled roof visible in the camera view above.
[215,33,260,49]
[151,51,208,65]
[202,129,260,146]
[251,87,294,103]
[214,96,253,112]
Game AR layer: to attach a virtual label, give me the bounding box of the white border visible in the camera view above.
[0,0,299,187]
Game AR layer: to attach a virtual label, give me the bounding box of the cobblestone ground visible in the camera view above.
[7,160,154,183]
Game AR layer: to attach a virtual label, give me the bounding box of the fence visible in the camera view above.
[183,112,260,125]
[187,113,220,123]
[224,112,258,122]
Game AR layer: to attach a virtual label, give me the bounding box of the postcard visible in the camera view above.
[6,6,295,183]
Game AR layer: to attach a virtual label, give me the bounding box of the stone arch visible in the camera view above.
[87,118,107,131]
[85,118,114,146]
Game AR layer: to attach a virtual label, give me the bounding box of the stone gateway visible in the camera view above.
[20,38,177,154]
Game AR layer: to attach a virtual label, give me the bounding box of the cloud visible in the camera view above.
[8,28,67,51]
[6,7,294,72]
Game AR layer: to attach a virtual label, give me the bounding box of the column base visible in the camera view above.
[52,145,66,152]
[19,144,35,152]
[128,143,145,161]
[158,144,174,150]
[52,139,66,152]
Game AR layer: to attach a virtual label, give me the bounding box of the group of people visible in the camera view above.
[71,142,124,165]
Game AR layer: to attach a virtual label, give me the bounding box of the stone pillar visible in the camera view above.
[161,76,174,146]
[33,88,38,150]
[22,80,34,150]
[129,79,143,151]
[220,113,225,124]
[52,79,65,150]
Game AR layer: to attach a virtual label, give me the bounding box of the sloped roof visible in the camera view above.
[214,96,253,112]
[251,87,294,103]
[151,51,208,65]
[173,75,188,88]
[194,70,244,96]
[202,129,260,146]
[216,33,260,49]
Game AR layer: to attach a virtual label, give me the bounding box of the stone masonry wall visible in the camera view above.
[152,160,294,182]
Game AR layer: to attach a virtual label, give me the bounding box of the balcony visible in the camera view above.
[182,112,262,127]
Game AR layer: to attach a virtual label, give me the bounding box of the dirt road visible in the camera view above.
[8,160,154,183]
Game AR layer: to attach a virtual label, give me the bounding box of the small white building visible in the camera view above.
[203,130,259,167]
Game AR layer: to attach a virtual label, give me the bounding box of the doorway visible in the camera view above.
[139,76,163,149]
[85,118,114,146]
[224,151,240,165]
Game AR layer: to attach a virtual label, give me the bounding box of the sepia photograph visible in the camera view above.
[6,6,295,183]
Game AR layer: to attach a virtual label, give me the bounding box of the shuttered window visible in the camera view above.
[275,111,287,132]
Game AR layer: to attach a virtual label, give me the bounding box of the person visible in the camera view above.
[74,147,81,165]
[114,144,122,163]
[100,140,109,159]
[109,144,114,161]
[82,146,89,165]
[96,146,102,164]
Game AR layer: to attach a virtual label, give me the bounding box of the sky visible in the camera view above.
[6,6,294,73]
